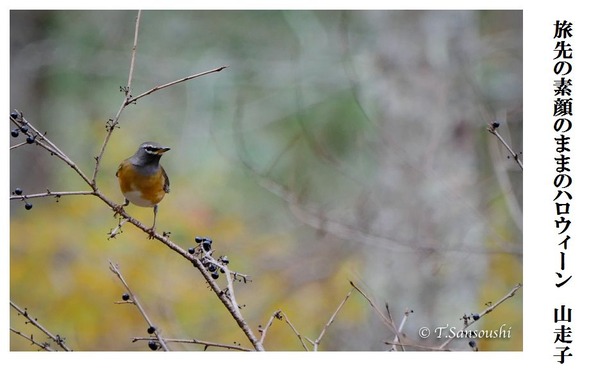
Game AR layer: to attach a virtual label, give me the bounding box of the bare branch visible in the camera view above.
[312,290,353,351]
[10,115,94,188]
[10,301,72,351]
[91,11,144,186]
[127,66,228,105]
[131,336,252,351]
[390,308,413,351]
[438,283,522,350]
[349,281,395,332]
[486,121,523,171]
[10,190,95,201]
[108,261,170,351]
[269,311,309,351]
[126,10,142,91]
[259,310,309,350]
[278,312,310,351]
[10,328,55,351]
[258,310,280,345]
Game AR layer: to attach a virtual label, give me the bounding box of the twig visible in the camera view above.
[438,283,522,350]
[126,10,141,91]
[312,290,353,351]
[10,301,72,351]
[9,140,28,150]
[10,328,55,351]
[108,261,170,351]
[126,66,228,106]
[260,310,309,350]
[10,190,95,201]
[390,308,413,351]
[349,281,395,332]
[486,121,523,171]
[258,310,280,345]
[132,337,252,351]
[92,10,142,186]
[350,281,408,349]
[384,340,443,351]
[108,217,130,239]
[259,310,308,350]
[10,116,94,188]
[279,312,309,351]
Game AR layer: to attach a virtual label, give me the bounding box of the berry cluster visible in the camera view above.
[10,110,36,144]
[187,236,230,280]
[12,187,33,210]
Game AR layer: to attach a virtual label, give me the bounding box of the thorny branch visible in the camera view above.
[10,301,72,351]
[131,337,252,351]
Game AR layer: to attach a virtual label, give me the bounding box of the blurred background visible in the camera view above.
[10,10,522,351]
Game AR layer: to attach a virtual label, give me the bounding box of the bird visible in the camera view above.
[116,141,170,235]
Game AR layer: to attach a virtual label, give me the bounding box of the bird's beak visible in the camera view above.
[156,147,170,155]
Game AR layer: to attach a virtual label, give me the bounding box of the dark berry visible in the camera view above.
[10,111,19,119]
[188,247,196,254]
[11,129,19,137]
[468,340,477,349]
[148,341,158,351]
[207,263,217,273]
[122,293,130,301]
[26,135,35,144]
[147,326,156,334]
[492,121,500,129]
[472,313,480,321]
[20,124,30,133]
[202,240,212,252]
[211,272,219,280]
[14,188,23,195]
[195,236,204,244]
[24,202,33,210]
[220,256,229,265]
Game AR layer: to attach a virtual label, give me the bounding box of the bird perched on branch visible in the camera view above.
[116,141,170,235]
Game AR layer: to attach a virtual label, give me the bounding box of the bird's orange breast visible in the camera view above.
[117,162,167,207]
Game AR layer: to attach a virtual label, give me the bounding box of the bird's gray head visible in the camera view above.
[131,141,170,167]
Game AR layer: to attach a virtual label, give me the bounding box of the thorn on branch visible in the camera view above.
[485,121,523,170]
[105,118,119,132]
[119,85,131,96]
